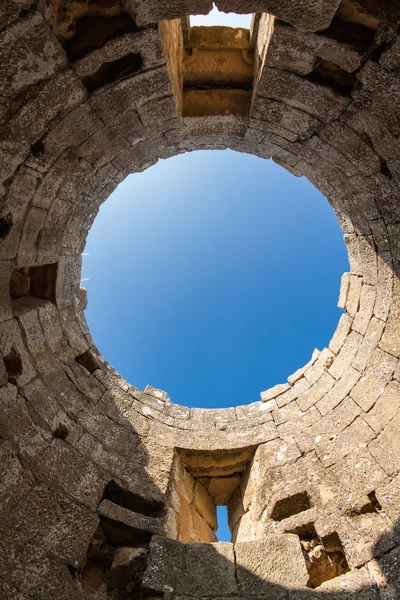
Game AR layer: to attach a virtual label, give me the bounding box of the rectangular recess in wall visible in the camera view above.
[10,263,58,303]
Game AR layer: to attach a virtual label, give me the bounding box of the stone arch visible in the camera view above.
[0,0,400,597]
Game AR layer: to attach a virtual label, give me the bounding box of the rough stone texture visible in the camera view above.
[0,2,400,599]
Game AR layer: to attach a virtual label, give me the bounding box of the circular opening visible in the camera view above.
[82,150,348,407]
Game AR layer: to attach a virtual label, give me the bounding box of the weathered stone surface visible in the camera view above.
[0,4,400,597]
[143,536,237,595]
[236,535,309,592]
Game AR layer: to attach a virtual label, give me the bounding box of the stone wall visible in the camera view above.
[1,0,400,598]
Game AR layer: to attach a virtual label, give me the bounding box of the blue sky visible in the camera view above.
[190,5,252,27]
[82,150,347,410]
[82,150,348,540]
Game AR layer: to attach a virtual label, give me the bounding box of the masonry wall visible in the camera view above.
[0,0,400,598]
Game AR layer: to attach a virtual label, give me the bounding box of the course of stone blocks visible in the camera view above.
[1,0,400,598]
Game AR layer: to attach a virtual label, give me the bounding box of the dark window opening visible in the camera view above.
[64,14,138,62]
[83,52,143,92]
[53,423,69,440]
[287,523,350,588]
[76,349,101,374]
[10,263,57,303]
[271,491,311,521]
[74,520,149,596]
[3,348,22,385]
[0,213,13,240]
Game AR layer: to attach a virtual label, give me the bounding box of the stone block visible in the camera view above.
[369,412,400,476]
[32,438,108,510]
[235,535,309,593]
[316,365,361,415]
[0,13,66,103]
[98,499,163,535]
[350,348,397,411]
[257,68,350,121]
[216,0,341,31]
[143,536,237,596]
[352,284,376,335]
[193,481,217,530]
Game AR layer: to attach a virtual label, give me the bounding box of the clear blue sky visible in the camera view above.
[82,150,348,540]
[83,150,347,409]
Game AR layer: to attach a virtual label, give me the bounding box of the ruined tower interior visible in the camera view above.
[1,0,400,598]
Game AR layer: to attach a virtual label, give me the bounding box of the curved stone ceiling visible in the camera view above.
[0,0,399,598]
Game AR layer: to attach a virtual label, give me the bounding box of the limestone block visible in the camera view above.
[352,316,385,373]
[275,377,311,408]
[374,252,394,322]
[126,0,212,27]
[27,103,103,173]
[350,348,397,411]
[338,272,351,309]
[257,68,350,121]
[338,511,397,569]
[0,440,34,517]
[0,526,82,600]
[315,566,379,596]
[0,0,32,32]
[306,134,357,177]
[74,28,165,78]
[236,399,276,419]
[296,396,360,454]
[297,372,335,412]
[235,535,309,593]
[265,21,364,76]
[251,98,319,141]
[204,474,241,505]
[328,449,387,505]
[193,481,217,530]
[380,37,400,72]
[320,122,381,176]
[277,406,320,438]
[98,499,163,535]
[77,408,141,459]
[10,484,98,564]
[329,313,353,355]
[316,365,361,415]
[304,348,335,386]
[32,438,108,510]
[254,437,301,471]
[0,384,49,463]
[0,12,67,104]
[143,536,237,596]
[191,406,236,422]
[316,416,375,467]
[260,382,291,402]
[217,0,341,31]
[369,218,391,252]
[354,62,400,135]
[380,295,400,358]
[191,510,218,542]
[89,66,172,125]
[369,412,400,476]
[353,284,376,335]
[345,275,363,317]
[8,69,87,146]
[328,331,363,380]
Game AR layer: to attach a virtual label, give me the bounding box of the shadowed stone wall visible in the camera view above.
[1,0,400,598]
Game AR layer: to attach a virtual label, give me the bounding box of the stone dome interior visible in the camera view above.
[0,0,400,598]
